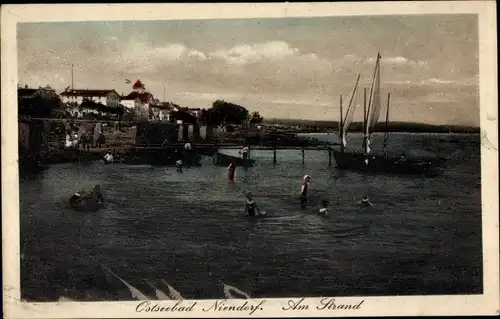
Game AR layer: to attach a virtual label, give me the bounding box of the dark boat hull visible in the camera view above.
[214,152,256,167]
[333,150,444,176]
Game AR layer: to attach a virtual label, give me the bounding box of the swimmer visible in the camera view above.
[91,184,104,203]
[300,175,311,209]
[318,199,329,216]
[359,195,374,207]
[244,192,261,217]
[175,159,183,172]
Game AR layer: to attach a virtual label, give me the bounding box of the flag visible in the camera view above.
[64,85,70,91]
[125,79,131,84]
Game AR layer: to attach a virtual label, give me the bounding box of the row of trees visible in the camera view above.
[199,99,263,126]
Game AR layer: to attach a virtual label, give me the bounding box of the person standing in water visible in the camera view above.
[300,175,311,209]
[244,192,261,216]
[228,161,236,182]
[176,159,184,172]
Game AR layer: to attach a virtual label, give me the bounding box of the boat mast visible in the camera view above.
[366,53,381,124]
[340,74,360,153]
[362,87,367,153]
[339,94,344,153]
[383,93,391,150]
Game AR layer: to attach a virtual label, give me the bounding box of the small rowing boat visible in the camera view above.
[68,185,104,212]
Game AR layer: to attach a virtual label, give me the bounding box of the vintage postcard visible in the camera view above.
[2,1,499,318]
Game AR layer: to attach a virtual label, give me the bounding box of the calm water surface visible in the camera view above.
[20,133,482,301]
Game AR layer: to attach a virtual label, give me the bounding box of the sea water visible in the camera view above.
[20,133,482,301]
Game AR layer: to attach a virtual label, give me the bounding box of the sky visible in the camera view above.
[17,14,479,126]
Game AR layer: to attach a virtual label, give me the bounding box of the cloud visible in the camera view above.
[419,77,478,86]
[208,41,324,66]
[365,55,427,66]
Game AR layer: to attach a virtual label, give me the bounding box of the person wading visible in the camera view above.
[244,192,261,217]
[228,161,236,183]
[300,175,311,209]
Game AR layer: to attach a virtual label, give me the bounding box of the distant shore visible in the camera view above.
[263,119,480,134]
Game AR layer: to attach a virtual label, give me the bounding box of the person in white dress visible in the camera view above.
[71,132,79,148]
[103,152,114,163]
[65,134,72,148]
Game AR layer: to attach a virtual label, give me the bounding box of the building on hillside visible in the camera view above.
[122,91,155,121]
[60,89,121,107]
[150,102,177,122]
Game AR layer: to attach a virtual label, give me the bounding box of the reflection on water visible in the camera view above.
[20,133,482,301]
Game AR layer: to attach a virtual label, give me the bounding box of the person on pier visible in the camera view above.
[65,132,72,148]
[239,145,250,160]
[300,175,311,209]
[71,131,79,148]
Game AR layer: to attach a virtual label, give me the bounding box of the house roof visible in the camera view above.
[151,102,177,111]
[60,89,118,97]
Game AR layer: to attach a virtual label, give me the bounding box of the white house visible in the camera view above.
[60,89,121,107]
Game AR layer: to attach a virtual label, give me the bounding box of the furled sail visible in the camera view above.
[364,52,382,157]
[342,91,358,148]
[340,74,360,148]
[367,53,383,137]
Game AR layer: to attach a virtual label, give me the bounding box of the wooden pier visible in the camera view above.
[130,143,339,166]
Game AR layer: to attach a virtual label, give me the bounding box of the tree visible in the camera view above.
[249,111,263,124]
[200,100,250,126]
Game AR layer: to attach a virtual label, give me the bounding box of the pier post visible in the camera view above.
[273,146,277,165]
[301,148,305,164]
[213,142,219,164]
[328,147,332,166]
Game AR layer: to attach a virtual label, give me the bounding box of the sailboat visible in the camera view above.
[333,53,445,175]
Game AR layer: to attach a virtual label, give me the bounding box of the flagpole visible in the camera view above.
[163,84,166,102]
[71,64,74,90]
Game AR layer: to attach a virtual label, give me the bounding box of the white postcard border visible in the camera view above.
[2,1,499,318]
